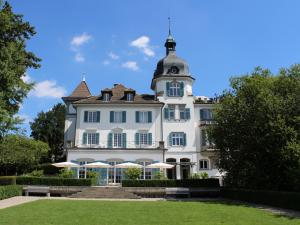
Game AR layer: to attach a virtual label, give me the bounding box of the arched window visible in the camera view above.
[199,159,209,170]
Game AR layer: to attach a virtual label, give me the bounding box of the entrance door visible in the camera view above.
[180,158,190,179]
[108,161,123,184]
[166,158,177,179]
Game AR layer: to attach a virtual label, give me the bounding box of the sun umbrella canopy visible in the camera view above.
[83,162,112,168]
[146,162,174,169]
[114,162,143,168]
[52,162,80,168]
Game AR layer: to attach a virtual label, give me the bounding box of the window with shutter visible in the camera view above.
[83,132,99,145]
[170,132,185,146]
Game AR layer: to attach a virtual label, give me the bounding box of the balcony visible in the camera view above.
[199,120,216,126]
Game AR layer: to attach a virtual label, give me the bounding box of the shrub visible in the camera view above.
[122,179,220,188]
[87,171,99,185]
[26,170,44,177]
[153,171,167,180]
[221,188,300,211]
[0,176,16,185]
[0,185,22,200]
[200,172,209,179]
[123,168,141,180]
[190,172,209,179]
[16,176,92,186]
[58,168,74,178]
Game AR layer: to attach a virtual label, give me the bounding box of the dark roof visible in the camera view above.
[73,84,162,105]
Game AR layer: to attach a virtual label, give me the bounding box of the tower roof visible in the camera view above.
[69,80,91,97]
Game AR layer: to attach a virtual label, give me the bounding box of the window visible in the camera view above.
[103,93,111,101]
[84,111,100,123]
[179,106,190,120]
[83,132,99,145]
[199,159,209,170]
[113,133,122,148]
[200,109,213,121]
[164,106,175,120]
[166,81,184,97]
[136,111,152,123]
[138,161,152,180]
[108,132,126,148]
[201,129,215,147]
[126,93,134,101]
[110,111,126,123]
[169,132,186,146]
[135,132,152,146]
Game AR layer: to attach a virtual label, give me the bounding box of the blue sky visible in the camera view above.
[9,0,300,134]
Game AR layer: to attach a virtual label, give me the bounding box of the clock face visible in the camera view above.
[169,66,179,74]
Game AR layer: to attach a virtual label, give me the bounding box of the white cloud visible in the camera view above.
[21,74,32,83]
[75,52,85,62]
[108,52,119,60]
[103,60,110,65]
[16,114,32,124]
[71,33,92,47]
[130,36,155,57]
[121,61,139,71]
[31,80,67,98]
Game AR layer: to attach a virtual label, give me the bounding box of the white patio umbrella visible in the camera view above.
[114,162,143,168]
[145,162,174,169]
[52,161,80,178]
[83,162,112,185]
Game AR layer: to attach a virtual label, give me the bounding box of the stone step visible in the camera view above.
[69,187,141,199]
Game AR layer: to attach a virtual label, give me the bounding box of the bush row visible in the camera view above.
[122,179,220,188]
[16,176,93,186]
[0,185,22,200]
[221,188,300,211]
[0,176,16,185]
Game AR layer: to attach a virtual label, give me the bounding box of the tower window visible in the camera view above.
[166,82,184,97]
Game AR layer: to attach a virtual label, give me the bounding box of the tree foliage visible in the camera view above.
[211,65,300,191]
[0,135,49,175]
[30,103,66,162]
[124,168,141,180]
[0,2,41,137]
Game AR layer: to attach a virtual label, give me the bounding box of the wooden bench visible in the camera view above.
[165,188,190,198]
[24,186,50,197]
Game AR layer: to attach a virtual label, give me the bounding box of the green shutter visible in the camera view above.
[108,133,113,148]
[110,111,114,123]
[183,133,187,146]
[200,109,204,120]
[169,133,173,146]
[164,108,169,119]
[122,111,126,123]
[84,111,88,122]
[148,133,152,145]
[135,111,140,123]
[122,133,127,148]
[83,133,87,144]
[135,133,140,145]
[166,82,170,96]
[185,108,190,120]
[95,133,100,145]
[96,111,100,122]
[179,82,184,97]
[148,111,152,123]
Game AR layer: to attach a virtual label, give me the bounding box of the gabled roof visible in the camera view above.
[73,84,162,105]
[69,81,91,97]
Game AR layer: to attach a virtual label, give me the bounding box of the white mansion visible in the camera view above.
[63,33,218,184]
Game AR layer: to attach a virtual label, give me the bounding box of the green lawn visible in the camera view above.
[0,199,299,225]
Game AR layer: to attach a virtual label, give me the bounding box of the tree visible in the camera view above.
[0,135,49,175]
[0,2,41,138]
[124,168,141,180]
[30,103,66,162]
[211,65,300,192]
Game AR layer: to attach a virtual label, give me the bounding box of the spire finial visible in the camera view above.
[82,73,86,82]
[168,17,171,36]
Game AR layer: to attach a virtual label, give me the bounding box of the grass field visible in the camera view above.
[0,199,299,225]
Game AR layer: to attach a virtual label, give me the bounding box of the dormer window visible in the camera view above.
[103,93,111,102]
[126,93,134,101]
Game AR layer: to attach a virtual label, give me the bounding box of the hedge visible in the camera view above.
[0,176,16,185]
[16,176,93,186]
[0,185,22,200]
[221,188,300,211]
[122,179,220,188]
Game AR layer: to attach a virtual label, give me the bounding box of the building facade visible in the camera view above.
[63,33,218,184]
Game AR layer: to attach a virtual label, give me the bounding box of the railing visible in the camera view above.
[72,141,164,150]
[200,120,216,126]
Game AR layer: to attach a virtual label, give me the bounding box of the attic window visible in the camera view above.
[127,93,134,101]
[103,93,111,102]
